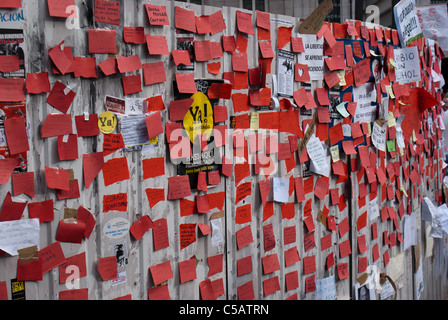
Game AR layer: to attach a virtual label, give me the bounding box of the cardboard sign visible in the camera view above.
[299,0,333,34]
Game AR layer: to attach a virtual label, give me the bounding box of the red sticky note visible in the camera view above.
[256,10,270,30]
[99,58,118,76]
[77,206,95,239]
[17,255,43,282]
[175,6,196,33]
[145,188,165,208]
[145,4,169,25]
[232,52,248,72]
[55,179,80,200]
[237,281,255,300]
[278,26,292,50]
[122,74,142,95]
[210,10,226,35]
[0,192,27,221]
[147,284,170,300]
[196,15,211,34]
[123,26,145,44]
[117,54,142,73]
[235,204,251,224]
[236,225,253,250]
[354,58,371,87]
[4,116,29,156]
[145,111,164,140]
[284,246,301,267]
[198,223,211,236]
[0,0,21,8]
[175,73,197,94]
[59,289,88,300]
[236,10,254,35]
[47,0,74,18]
[0,78,25,102]
[208,254,223,277]
[180,223,196,250]
[39,241,65,274]
[295,63,311,82]
[152,218,169,251]
[102,133,125,156]
[130,215,153,241]
[48,42,74,75]
[169,99,194,122]
[207,62,221,75]
[223,36,236,53]
[291,37,305,53]
[259,41,274,59]
[74,57,98,78]
[12,172,34,198]
[172,50,191,66]
[143,61,166,86]
[179,258,197,284]
[0,55,19,73]
[98,256,117,281]
[94,0,120,26]
[46,81,76,114]
[26,72,51,94]
[303,255,316,274]
[142,157,165,179]
[28,199,54,223]
[57,134,78,161]
[88,29,117,54]
[83,152,105,188]
[56,219,86,244]
[102,157,130,186]
[45,167,70,191]
[314,176,329,201]
[103,193,127,213]
[168,175,191,200]
[75,114,100,137]
[150,260,174,286]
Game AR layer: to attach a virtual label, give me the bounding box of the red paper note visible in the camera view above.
[145,112,164,140]
[130,215,153,241]
[39,241,65,274]
[179,258,197,284]
[145,4,169,25]
[59,289,88,300]
[102,157,130,186]
[232,52,248,72]
[145,188,165,208]
[196,15,211,34]
[4,116,29,155]
[98,256,117,281]
[153,218,169,251]
[236,225,253,250]
[354,58,371,87]
[180,223,196,250]
[88,29,116,54]
[45,167,70,191]
[94,0,120,26]
[208,254,223,277]
[74,57,98,78]
[223,36,236,53]
[169,98,194,121]
[12,172,34,198]
[83,152,105,188]
[168,175,191,200]
[175,6,196,33]
[122,74,142,95]
[46,81,76,114]
[103,193,127,213]
[123,26,145,44]
[147,284,170,300]
[99,58,118,76]
[0,55,19,73]
[26,72,51,94]
[75,114,100,137]
[278,26,292,50]
[49,42,74,75]
[47,0,74,18]
[56,219,86,244]
[172,50,191,66]
[143,61,166,86]
[0,78,24,102]
[210,10,226,35]
[142,157,165,179]
[0,0,21,8]
[175,73,197,94]
[28,199,54,223]
[0,192,27,221]
[77,206,95,239]
[117,55,142,73]
[236,11,254,35]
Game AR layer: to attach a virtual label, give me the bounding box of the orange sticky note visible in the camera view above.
[142,157,165,179]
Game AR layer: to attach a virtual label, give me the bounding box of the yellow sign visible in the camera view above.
[98,111,117,134]
[183,92,214,144]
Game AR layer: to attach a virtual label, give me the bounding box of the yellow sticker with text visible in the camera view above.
[183,91,214,144]
[98,111,117,134]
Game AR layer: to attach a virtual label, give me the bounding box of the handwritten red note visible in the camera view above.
[142,157,165,179]
[98,256,117,281]
[103,193,127,213]
[179,258,197,284]
[0,192,27,221]
[150,260,173,285]
[0,78,24,102]
[144,3,169,25]
[117,55,142,73]
[75,114,99,137]
[102,157,130,186]
[210,10,226,35]
[123,26,145,44]
[122,74,142,95]
[0,0,21,8]
[38,241,65,274]
[232,52,248,72]
[4,116,28,156]
[99,58,118,76]
[74,56,98,78]
[145,188,165,208]
[94,0,120,26]
[28,199,54,223]
[11,172,34,199]
[236,225,253,250]
[88,29,117,54]
[152,218,169,251]
[180,223,196,250]
[175,6,196,33]
[354,58,371,87]
[0,55,19,73]
[168,175,191,200]
[236,11,254,35]
[45,167,70,191]
[47,0,74,18]
[49,42,74,75]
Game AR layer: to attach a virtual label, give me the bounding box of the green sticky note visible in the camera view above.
[386,140,396,152]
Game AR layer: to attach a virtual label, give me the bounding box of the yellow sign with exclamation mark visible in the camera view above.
[98,111,118,134]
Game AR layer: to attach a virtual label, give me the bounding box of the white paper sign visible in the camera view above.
[307,135,330,176]
[394,0,423,47]
[0,219,40,256]
[372,121,387,152]
[353,82,377,123]
[211,218,223,246]
[394,46,421,84]
[417,4,448,54]
[272,177,289,203]
[297,33,324,81]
